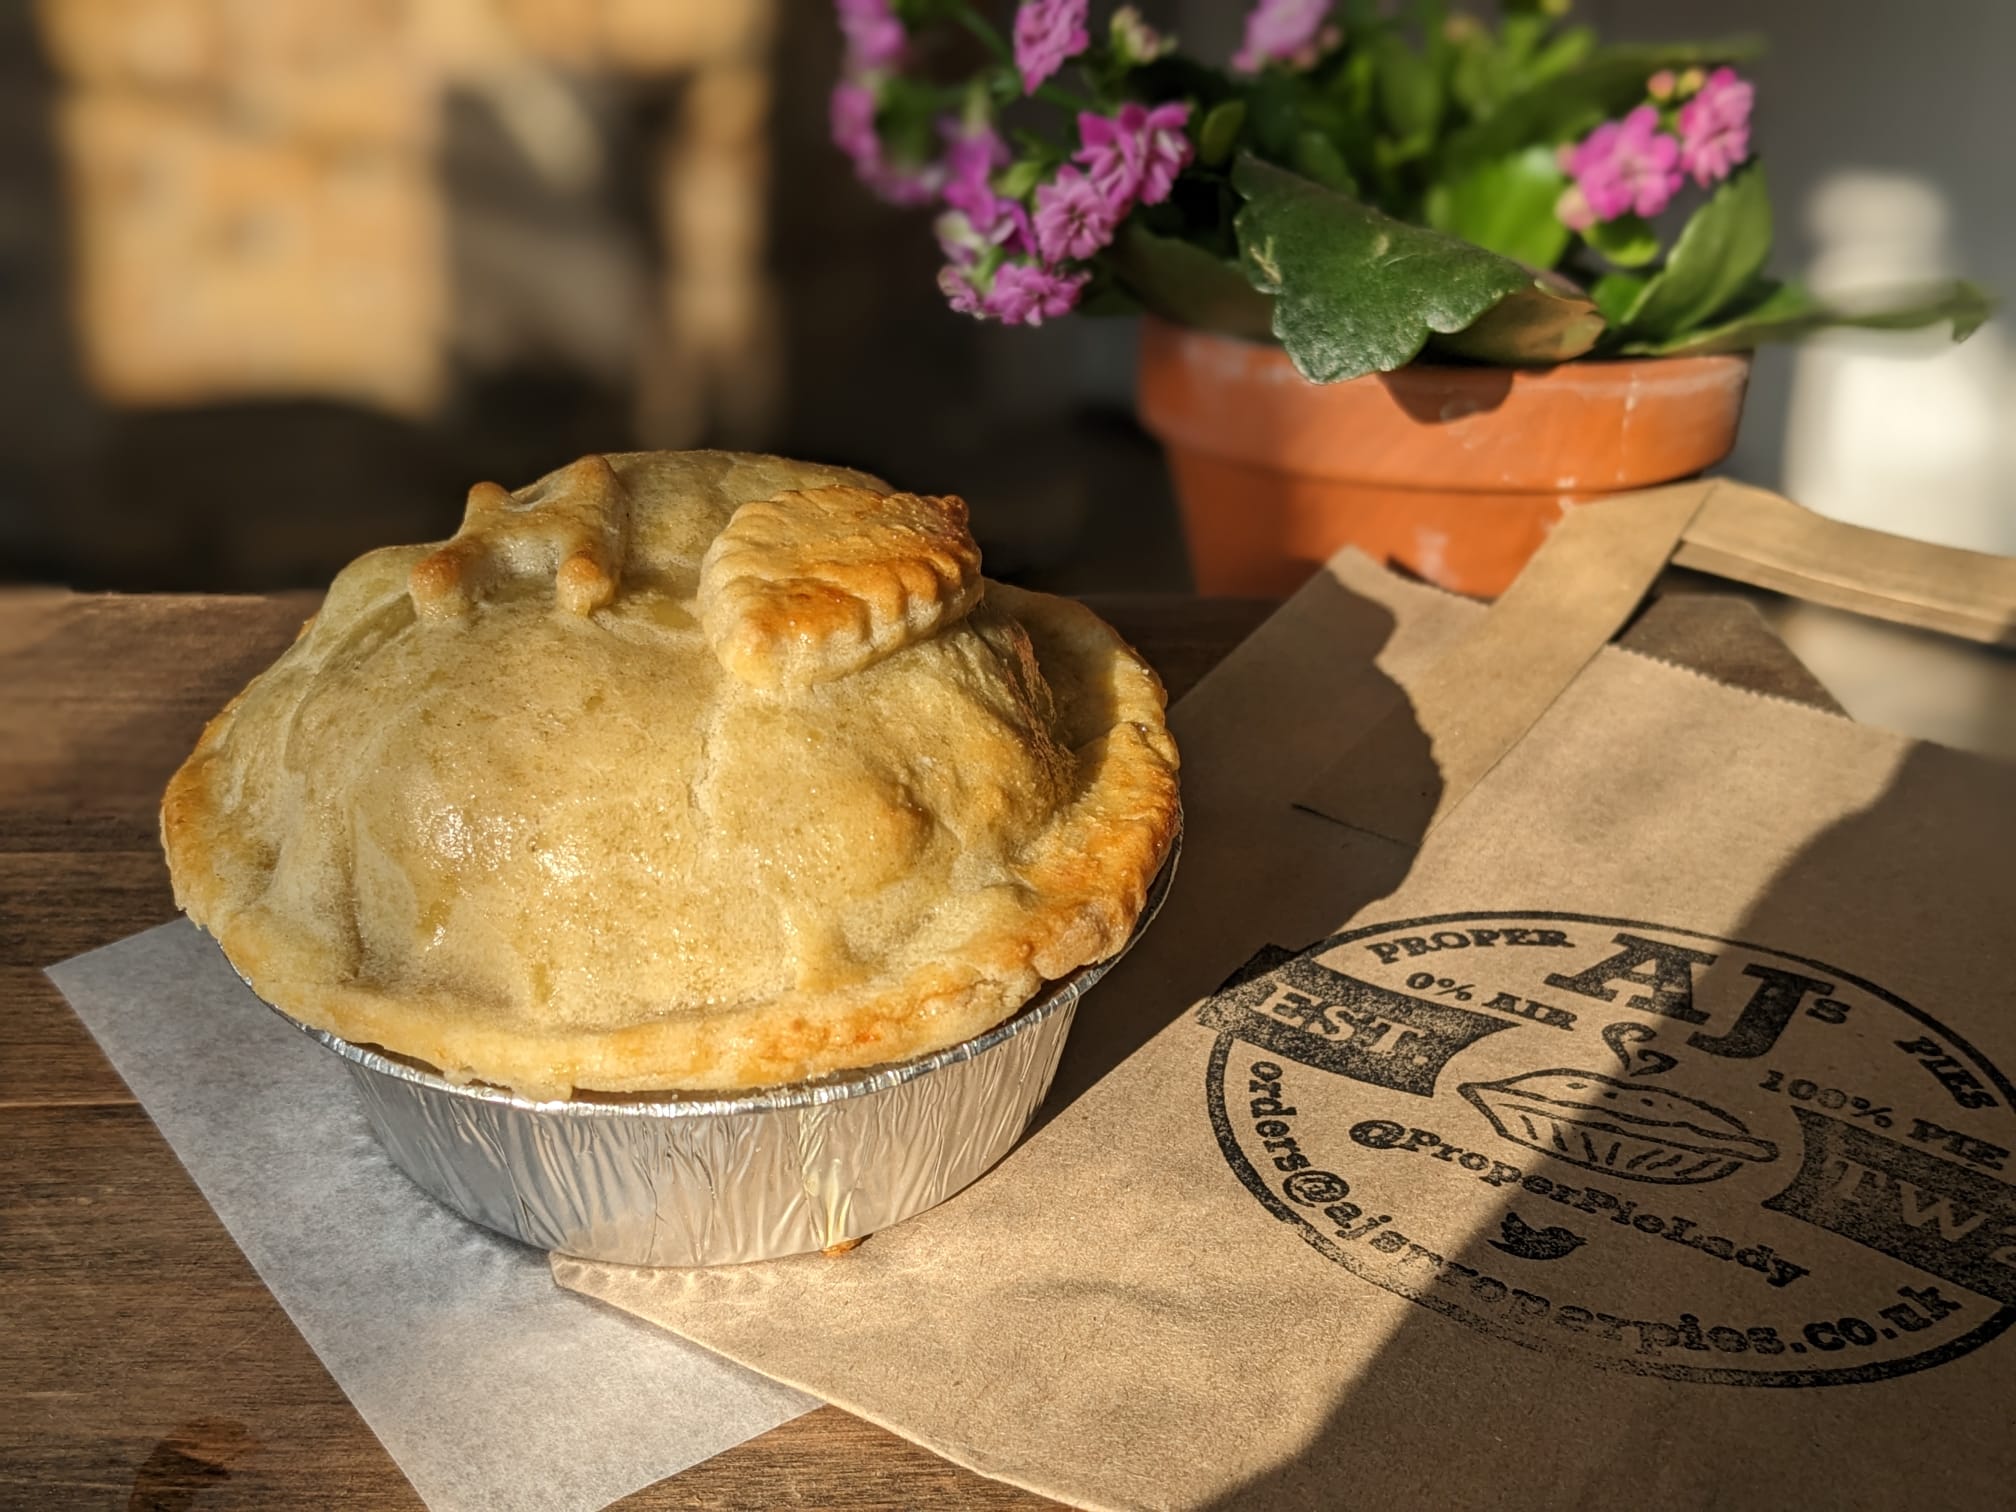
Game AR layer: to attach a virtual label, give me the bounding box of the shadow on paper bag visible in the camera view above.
[1204,737,2016,1510]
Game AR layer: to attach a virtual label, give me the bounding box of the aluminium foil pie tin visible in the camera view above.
[257,826,1178,1267]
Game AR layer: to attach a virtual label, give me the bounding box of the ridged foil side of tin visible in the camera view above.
[265,832,1178,1266]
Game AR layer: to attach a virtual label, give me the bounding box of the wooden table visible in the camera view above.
[0,588,1835,1510]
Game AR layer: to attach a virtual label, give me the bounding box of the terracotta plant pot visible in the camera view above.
[1136,313,1751,597]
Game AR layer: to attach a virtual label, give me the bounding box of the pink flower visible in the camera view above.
[944,179,1034,258]
[1555,184,1595,234]
[1109,5,1174,67]
[1567,105,1683,222]
[940,119,1010,226]
[883,166,946,206]
[830,80,878,165]
[835,0,904,71]
[1013,0,1089,94]
[938,263,988,315]
[943,121,1008,188]
[829,81,903,202]
[935,210,986,267]
[936,197,1032,267]
[1075,102,1193,208]
[1677,67,1755,188]
[937,258,1086,325]
[985,260,1089,325]
[1033,166,1118,262]
[829,80,942,206]
[999,200,1036,256]
[1134,103,1193,204]
[1232,0,1332,73]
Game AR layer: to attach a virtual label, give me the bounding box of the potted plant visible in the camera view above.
[827,0,1994,596]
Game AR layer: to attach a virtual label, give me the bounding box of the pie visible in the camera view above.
[1461,1069,1778,1184]
[161,451,1180,1097]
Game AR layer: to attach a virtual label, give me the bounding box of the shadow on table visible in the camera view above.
[1200,741,2016,1510]
[127,1416,260,1512]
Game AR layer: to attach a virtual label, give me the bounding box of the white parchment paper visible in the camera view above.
[47,920,815,1512]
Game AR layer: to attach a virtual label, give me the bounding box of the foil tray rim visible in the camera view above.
[242,818,1180,1121]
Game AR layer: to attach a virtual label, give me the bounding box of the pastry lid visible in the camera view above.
[161,451,1180,1097]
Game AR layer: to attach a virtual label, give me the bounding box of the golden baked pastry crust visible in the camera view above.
[698,485,983,691]
[161,450,1178,1097]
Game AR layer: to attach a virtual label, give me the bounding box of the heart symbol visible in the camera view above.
[1602,1021,1679,1078]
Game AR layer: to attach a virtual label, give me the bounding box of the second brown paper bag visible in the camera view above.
[558,501,2016,1510]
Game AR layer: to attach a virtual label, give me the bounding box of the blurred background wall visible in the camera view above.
[1,0,2007,597]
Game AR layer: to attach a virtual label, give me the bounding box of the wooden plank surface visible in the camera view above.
[0,586,1827,1510]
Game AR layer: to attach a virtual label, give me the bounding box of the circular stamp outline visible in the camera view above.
[1204,909,2016,1387]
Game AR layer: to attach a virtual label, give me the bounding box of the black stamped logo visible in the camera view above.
[1200,912,2016,1386]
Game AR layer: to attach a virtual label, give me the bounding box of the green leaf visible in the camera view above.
[1292,130,1358,194]
[1620,163,1774,339]
[993,158,1045,199]
[1246,72,1304,159]
[1447,32,1498,118]
[1426,146,1569,270]
[1104,220,1276,342]
[1581,213,1660,268]
[1496,12,1552,69]
[1231,155,1602,382]
[1448,18,1592,119]
[876,72,945,164]
[1522,25,1599,87]
[1333,42,1379,118]
[1375,131,1436,172]
[1591,271,1651,325]
[1372,32,1444,141]
[1198,100,1247,167]
[1621,278,1998,355]
[1441,39,1762,172]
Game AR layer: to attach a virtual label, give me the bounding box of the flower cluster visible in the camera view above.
[818,5,1975,374]
[1557,67,1755,231]
[940,101,1194,325]
[828,6,1757,323]
[828,0,943,206]
[829,0,1203,326]
[831,86,939,207]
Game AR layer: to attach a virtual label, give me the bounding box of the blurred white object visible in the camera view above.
[1764,599,2016,761]
[1776,171,2015,761]
[1782,171,2014,554]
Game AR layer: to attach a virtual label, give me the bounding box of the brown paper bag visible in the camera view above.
[559,488,2016,1510]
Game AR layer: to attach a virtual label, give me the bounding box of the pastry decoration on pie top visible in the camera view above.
[161,451,1180,1098]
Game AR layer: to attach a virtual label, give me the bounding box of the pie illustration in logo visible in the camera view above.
[1461,1069,1778,1185]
